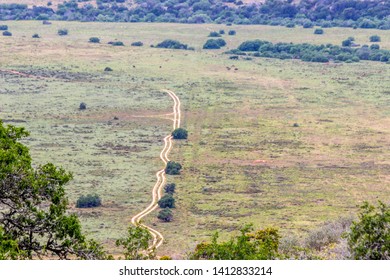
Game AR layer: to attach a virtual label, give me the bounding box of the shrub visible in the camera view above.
[369,35,381,42]
[2,31,12,36]
[131,41,143,46]
[219,29,225,35]
[89,37,100,43]
[79,102,87,110]
[156,39,188,50]
[32,33,40,38]
[76,194,101,208]
[42,20,52,25]
[157,194,175,208]
[159,256,172,260]
[164,183,176,195]
[342,39,352,47]
[370,44,380,50]
[57,29,68,36]
[208,31,221,37]
[229,55,239,60]
[228,30,236,35]
[0,25,8,31]
[216,38,226,47]
[314,28,324,35]
[286,23,295,28]
[112,41,124,46]
[157,209,173,222]
[104,67,113,72]
[172,128,188,139]
[303,21,314,28]
[165,161,182,175]
[347,201,390,260]
[203,39,221,49]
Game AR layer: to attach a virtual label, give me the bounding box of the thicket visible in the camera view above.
[226,39,390,63]
[1,0,389,30]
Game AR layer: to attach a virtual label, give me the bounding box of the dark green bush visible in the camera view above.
[2,31,12,36]
[157,209,173,222]
[89,37,100,43]
[369,35,381,42]
[32,33,40,38]
[0,25,8,31]
[203,39,221,49]
[219,29,225,35]
[172,128,188,139]
[228,30,236,35]
[158,194,175,209]
[314,28,324,34]
[104,67,113,72]
[76,194,101,208]
[112,41,124,46]
[165,161,182,175]
[131,41,143,46]
[208,31,221,37]
[79,102,87,110]
[156,39,188,50]
[57,29,68,36]
[164,183,176,195]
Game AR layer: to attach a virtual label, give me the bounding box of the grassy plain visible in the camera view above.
[0,21,389,258]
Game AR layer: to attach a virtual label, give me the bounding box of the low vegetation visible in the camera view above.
[165,161,182,175]
[172,128,188,140]
[155,39,191,50]
[76,194,102,208]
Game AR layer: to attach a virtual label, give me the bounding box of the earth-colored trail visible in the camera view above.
[130,90,181,251]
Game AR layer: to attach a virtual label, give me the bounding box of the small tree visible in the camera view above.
[219,29,225,35]
[165,161,182,175]
[158,194,175,208]
[228,30,236,35]
[172,128,188,139]
[347,201,390,260]
[79,102,87,110]
[157,209,173,222]
[369,35,381,42]
[342,39,352,47]
[203,39,221,49]
[164,183,176,195]
[89,37,100,43]
[58,29,68,36]
[2,31,12,36]
[314,28,324,35]
[115,226,155,260]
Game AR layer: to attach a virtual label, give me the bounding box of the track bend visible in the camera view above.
[130,90,181,251]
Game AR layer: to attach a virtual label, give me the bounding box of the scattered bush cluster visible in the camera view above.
[226,39,390,63]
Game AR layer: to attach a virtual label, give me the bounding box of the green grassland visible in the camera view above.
[1,21,389,258]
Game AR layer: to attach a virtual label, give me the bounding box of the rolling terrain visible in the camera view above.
[0,21,389,258]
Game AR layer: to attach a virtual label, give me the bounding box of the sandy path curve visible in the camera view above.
[130,89,181,251]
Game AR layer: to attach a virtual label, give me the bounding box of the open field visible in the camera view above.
[1,21,389,258]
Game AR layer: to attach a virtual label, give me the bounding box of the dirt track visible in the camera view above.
[130,89,181,250]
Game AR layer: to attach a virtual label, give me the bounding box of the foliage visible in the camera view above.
[203,38,226,50]
[0,227,25,260]
[229,39,390,64]
[131,41,143,46]
[112,41,124,46]
[157,209,173,222]
[165,161,182,175]
[342,39,352,47]
[164,183,176,195]
[116,225,155,260]
[208,31,221,37]
[228,30,236,35]
[89,37,100,43]
[219,29,225,35]
[190,224,280,260]
[369,35,381,42]
[347,201,390,260]
[79,102,87,110]
[76,194,102,208]
[172,128,188,139]
[57,28,68,36]
[0,25,8,30]
[314,28,324,35]
[2,31,12,36]
[159,255,172,260]
[158,194,175,209]
[0,120,106,259]
[155,39,189,50]
[104,67,113,72]
[0,0,390,30]
[32,33,40,38]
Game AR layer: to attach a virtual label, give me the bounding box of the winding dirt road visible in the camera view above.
[130,89,181,251]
